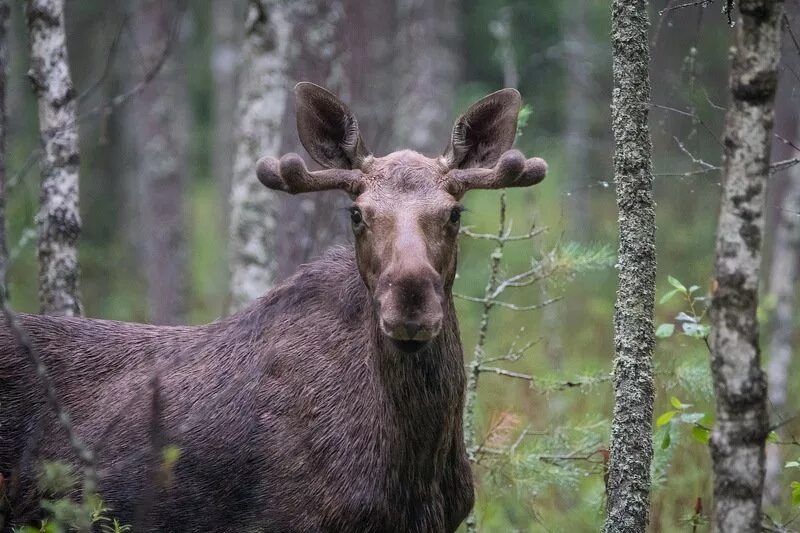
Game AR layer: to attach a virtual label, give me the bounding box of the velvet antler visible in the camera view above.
[256,154,365,195]
[444,149,547,198]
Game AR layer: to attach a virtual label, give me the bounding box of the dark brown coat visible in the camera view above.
[1,83,547,533]
[1,248,472,532]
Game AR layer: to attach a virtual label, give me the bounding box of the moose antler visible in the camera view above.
[256,153,365,195]
[444,149,547,197]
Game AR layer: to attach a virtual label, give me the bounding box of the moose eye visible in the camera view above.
[350,207,363,227]
[449,207,462,225]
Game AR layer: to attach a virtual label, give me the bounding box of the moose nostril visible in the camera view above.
[404,322,421,340]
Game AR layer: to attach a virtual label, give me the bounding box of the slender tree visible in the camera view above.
[26,0,82,316]
[0,0,8,298]
[211,0,244,235]
[132,0,187,325]
[708,0,784,530]
[764,85,800,508]
[603,1,656,532]
[342,0,395,155]
[392,0,458,154]
[228,0,288,311]
[228,0,347,310]
[562,0,593,234]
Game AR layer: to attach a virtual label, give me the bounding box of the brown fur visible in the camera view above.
[1,249,472,532]
[0,84,547,532]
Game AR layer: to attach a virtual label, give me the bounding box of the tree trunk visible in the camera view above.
[211,0,244,238]
[603,1,656,532]
[0,0,8,297]
[708,1,784,530]
[392,0,458,155]
[763,150,800,507]
[562,0,593,234]
[342,0,396,155]
[228,0,348,311]
[132,0,187,325]
[763,54,800,508]
[26,0,82,316]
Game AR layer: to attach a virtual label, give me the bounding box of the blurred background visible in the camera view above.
[4,0,800,530]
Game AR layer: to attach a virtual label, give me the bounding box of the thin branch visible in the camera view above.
[455,293,563,312]
[460,225,546,243]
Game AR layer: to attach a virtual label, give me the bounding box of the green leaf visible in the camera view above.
[792,481,800,506]
[688,285,700,294]
[656,410,678,427]
[659,288,681,304]
[661,429,671,449]
[668,275,687,293]
[656,323,675,338]
[691,425,711,444]
[766,431,779,443]
[785,461,800,469]
[670,396,691,410]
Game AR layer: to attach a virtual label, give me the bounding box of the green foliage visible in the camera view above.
[655,275,710,339]
[12,462,132,533]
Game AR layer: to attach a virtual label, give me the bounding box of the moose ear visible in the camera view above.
[442,88,521,169]
[295,82,370,170]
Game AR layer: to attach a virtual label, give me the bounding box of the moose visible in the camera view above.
[0,83,547,532]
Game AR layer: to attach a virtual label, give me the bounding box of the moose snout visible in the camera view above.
[376,269,444,352]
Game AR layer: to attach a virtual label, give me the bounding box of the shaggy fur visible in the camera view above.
[0,248,473,532]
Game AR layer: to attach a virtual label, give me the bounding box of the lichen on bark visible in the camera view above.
[603,1,656,532]
[26,0,82,316]
[709,1,784,530]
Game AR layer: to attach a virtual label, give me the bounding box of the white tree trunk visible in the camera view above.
[708,1,784,530]
[603,1,656,532]
[228,0,294,312]
[132,0,188,325]
[393,0,459,154]
[228,0,348,311]
[26,0,82,316]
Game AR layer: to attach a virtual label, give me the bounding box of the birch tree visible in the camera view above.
[708,0,784,530]
[393,0,458,154]
[26,0,82,316]
[0,0,8,297]
[228,0,347,311]
[603,1,656,531]
[131,0,187,325]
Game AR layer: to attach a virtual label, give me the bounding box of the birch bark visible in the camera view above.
[228,0,348,310]
[228,0,291,312]
[26,0,82,316]
[708,1,784,530]
[602,1,656,531]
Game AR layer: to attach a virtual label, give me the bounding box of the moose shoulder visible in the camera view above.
[0,83,547,533]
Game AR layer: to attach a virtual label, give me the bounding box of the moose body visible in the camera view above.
[1,249,471,532]
[1,84,546,532]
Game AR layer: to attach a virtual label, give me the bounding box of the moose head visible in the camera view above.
[257,83,547,353]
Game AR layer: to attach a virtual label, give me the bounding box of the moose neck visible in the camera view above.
[368,292,464,441]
